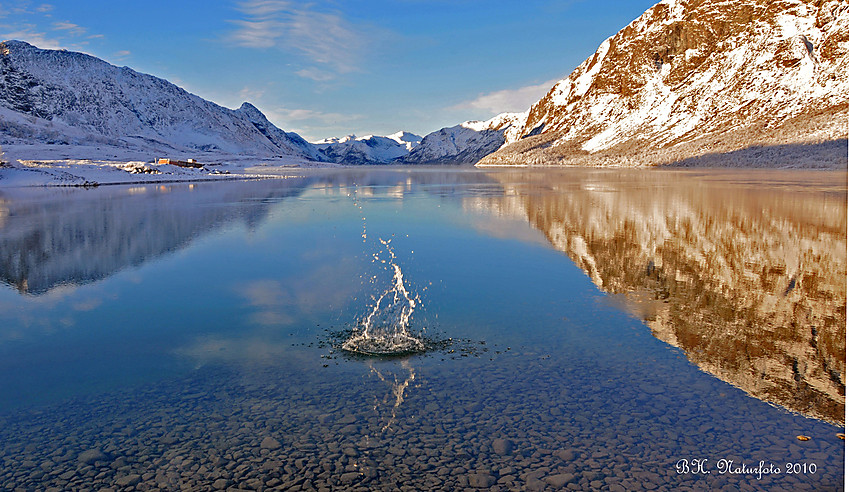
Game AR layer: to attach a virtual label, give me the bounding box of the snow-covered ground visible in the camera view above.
[0,144,334,187]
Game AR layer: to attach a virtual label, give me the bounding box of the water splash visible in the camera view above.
[343,237,425,356]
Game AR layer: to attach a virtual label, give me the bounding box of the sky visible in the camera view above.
[0,0,658,141]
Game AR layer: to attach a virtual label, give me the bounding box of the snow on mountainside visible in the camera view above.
[235,102,324,161]
[400,112,526,165]
[0,40,323,161]
[479,0,848,167]
[313,131,422,164]
[386,131,422,151]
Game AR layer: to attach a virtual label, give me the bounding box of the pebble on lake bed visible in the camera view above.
[260,436,282,450]
[77,449,106,464]
[492,438,514,456]
[468,473,496,487]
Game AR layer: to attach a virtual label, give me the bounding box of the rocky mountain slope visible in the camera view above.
[314,131,421,164]
[400,112,525,165]
[478,0,848,167]
[0,40,323,161]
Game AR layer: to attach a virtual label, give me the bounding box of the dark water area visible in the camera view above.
[0,168,844,491]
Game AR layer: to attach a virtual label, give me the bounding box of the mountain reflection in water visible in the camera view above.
[0,179,318,295]
[468,169,846,424]
[0,170,499,297]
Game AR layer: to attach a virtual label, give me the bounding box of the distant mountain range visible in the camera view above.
[399,113,525,165]
[312,113,528,165]
[313,131,422,165]
[1,0,846,168]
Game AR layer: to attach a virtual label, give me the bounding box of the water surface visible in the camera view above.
[0,168,844,491]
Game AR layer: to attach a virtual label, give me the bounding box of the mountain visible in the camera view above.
[478,0,848,168]
[0,40,323,161]
[234,102,324,161]
[400,112,525,165]
[314,114,529,165]
[314,131,422,164]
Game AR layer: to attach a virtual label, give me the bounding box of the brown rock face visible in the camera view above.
[479,0,848,167]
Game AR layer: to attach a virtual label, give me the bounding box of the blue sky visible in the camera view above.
[0,0,657,141]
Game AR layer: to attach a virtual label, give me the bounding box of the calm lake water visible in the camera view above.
[0,168,844,491]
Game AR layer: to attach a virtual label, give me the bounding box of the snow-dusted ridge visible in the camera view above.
[0,40,324,164]
[477,0,849,168]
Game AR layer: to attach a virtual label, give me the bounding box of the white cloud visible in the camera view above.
[238,86,265,102]
[53,21,86,36]
[294,67,335,81]
[268,107,363,124]
[286,8,363,72]
[451,78,560,114]
[260,107,365,141]
[229,0,367,77]
[1,27,63,49]
[0,2,98,49]
[113,49,131,60]
[229,18,281,48]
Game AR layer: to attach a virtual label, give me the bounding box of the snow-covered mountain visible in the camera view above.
[234,102,324,161]
[478,0,848,167]
[314,131,422,164]
[0,40,323,161]
[400,112,525,165]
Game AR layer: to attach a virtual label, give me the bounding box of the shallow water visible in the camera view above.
[0,168,844,491]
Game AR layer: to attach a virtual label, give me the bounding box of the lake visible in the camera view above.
[0,167,844,491]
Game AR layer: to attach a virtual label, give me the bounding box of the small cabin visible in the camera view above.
[157,158,203,168]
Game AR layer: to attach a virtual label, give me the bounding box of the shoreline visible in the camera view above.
[0,153,845,189]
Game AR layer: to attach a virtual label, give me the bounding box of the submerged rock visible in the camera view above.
[468,473,496,488]
[77,449,105,464]
[260,437,281,450]
[492,438,515,456]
